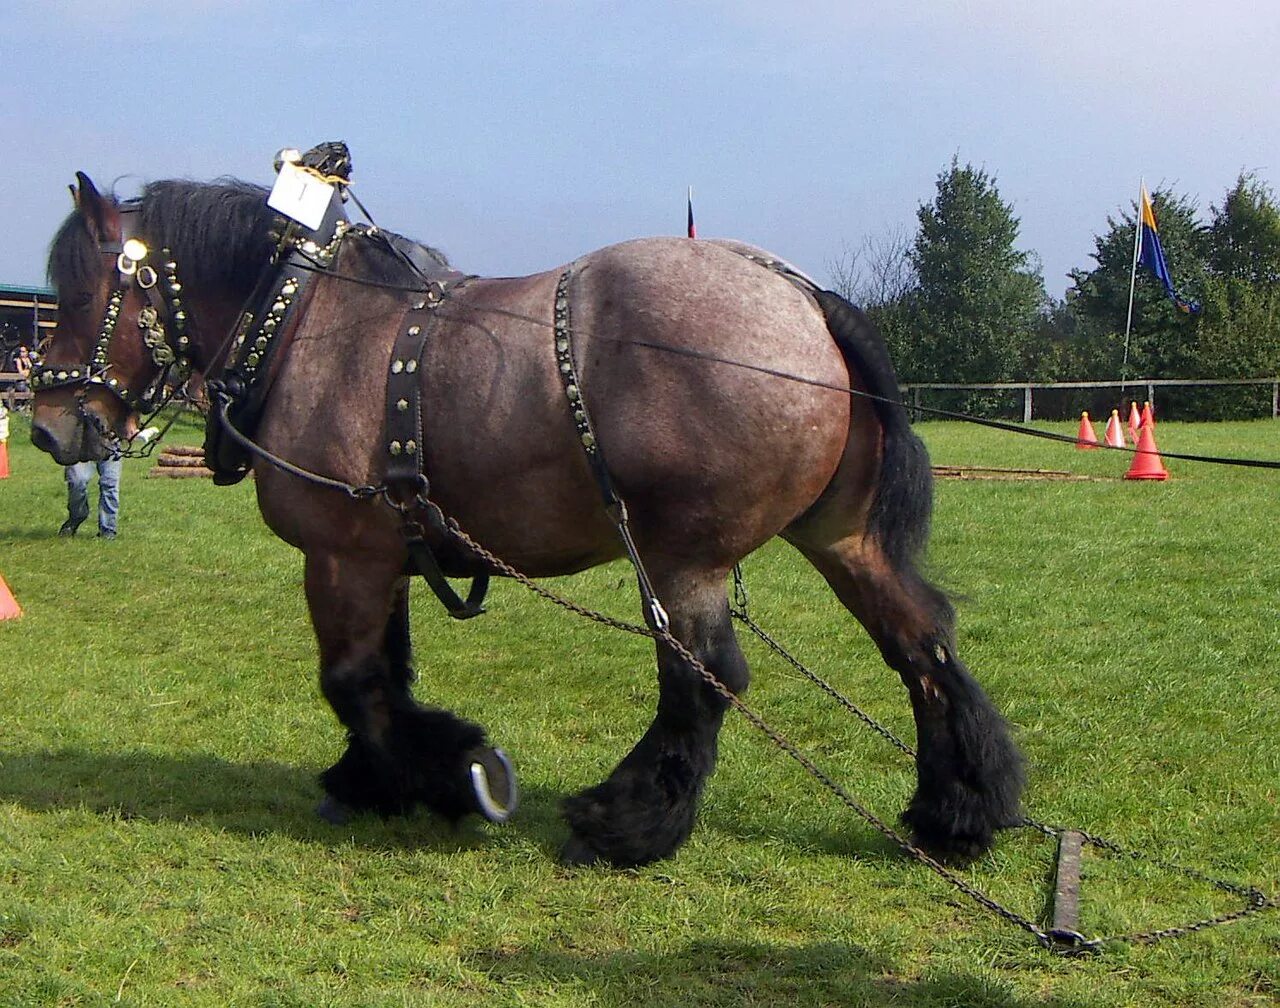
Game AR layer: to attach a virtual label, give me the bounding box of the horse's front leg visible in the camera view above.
[306,550,512,825]
[562,566,748,867]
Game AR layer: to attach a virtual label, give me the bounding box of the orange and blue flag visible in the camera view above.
[1138,186,1199,313]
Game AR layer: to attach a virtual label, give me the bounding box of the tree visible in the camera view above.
[1065,187,1206,380]
[826,228,919,377]
[1206,172,1280,286]
[1190,173,1280,415]
[909,158,1046,388]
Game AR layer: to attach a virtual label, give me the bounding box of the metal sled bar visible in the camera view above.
[1049,829,1087,946]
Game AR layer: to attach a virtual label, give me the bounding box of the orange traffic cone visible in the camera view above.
[0,439,8,479]
[1128,400,1141,437]
[1105,409,1126,447]
[1075,411,1099,449]
[0,573,21,621]
[1140,400,1155,429]
[1125,422,1169,481]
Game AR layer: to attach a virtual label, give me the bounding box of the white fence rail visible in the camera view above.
[900,377,1280,422]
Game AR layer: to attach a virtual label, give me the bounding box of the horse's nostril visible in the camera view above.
[30,423,57,455]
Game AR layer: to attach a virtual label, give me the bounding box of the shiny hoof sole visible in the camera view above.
[467,746,518,824]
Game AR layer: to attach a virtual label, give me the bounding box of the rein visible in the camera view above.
[287,257,1280,473]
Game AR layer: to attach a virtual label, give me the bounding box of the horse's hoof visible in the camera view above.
[560,834,602,867]
[315,795,353,825]
[466,746,518,824]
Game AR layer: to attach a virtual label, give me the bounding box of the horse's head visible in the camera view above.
[32,173,276,465]
[31,174,180,462]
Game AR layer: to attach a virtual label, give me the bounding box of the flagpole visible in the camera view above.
[1121,177,1143,399]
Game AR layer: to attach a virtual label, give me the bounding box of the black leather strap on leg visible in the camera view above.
[405,535,489,619]
[385,281,489,620]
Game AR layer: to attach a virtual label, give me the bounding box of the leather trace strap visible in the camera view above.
[553,268,669,632]
[385,281,489,620]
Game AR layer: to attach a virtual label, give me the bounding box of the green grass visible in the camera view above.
[0,412,1277,1007]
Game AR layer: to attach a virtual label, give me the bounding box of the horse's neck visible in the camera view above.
[187,287,252,376]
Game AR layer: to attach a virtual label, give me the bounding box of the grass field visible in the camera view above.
[1,412,1277,1007]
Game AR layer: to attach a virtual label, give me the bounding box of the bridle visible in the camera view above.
[30,202,195,428]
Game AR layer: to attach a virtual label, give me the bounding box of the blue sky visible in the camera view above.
[7,1,1278,299]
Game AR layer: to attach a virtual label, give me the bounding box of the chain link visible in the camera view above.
[439,514,1063,947]
[209,398,1275,952]
[727,574,1276,950]
[442,513,1275,951]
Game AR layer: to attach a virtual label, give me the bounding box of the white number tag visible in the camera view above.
[267,161,334,231]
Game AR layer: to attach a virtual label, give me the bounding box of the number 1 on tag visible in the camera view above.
[268,161,335,231]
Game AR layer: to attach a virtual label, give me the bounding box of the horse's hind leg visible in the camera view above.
[562,566,748,867]
[306,552,497,823]
[791,534,1025,861]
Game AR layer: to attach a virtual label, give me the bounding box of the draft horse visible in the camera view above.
[31,171,1024,866]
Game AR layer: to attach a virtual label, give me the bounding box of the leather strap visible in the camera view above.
[384,279,489,620]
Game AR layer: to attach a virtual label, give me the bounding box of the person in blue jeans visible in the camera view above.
[60,455,122,539]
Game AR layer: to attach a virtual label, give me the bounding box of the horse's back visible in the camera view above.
[261,236,863,574]
[565,238,857,561]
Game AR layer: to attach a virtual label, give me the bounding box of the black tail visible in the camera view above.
[811,288,934,573]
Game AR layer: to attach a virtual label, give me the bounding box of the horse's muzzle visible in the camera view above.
[30,414,110,466]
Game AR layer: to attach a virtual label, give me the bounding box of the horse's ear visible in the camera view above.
[72,171,119,244]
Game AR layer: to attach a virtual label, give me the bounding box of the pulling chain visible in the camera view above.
[210,374,1275,952]
[727,565,1275,951]
[429,509,1064,947]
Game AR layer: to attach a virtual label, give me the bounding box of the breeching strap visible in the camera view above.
[552,267,669,633]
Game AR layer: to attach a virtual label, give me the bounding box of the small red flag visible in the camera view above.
[687,186,696,239]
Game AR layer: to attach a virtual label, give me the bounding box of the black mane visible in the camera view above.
[47,176,450,296]
[48,178,278,297]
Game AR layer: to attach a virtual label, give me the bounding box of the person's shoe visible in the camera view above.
[58,521,80,537]
[96,530,117,540]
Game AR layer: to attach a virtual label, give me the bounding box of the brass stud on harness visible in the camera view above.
[389,440,402,455]
[391,360,404,374]
[407,325,421,336]
[405,360,417,374]
[404,439,417,454]
[396,398,409,412]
